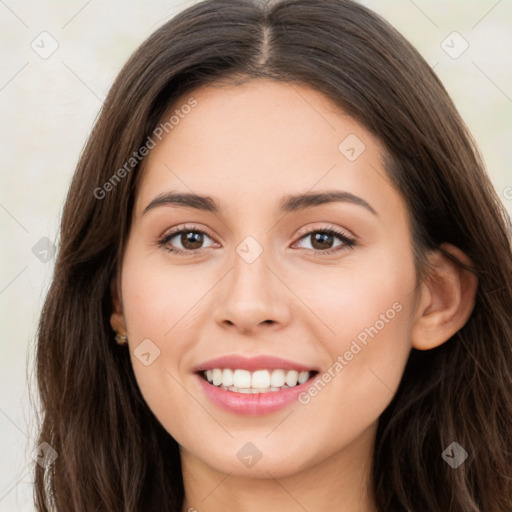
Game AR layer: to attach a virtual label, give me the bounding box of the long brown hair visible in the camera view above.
[33,0,512,510]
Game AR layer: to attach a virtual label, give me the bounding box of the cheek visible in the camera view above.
[296,249,415,336]
[121,254,212,342]
[292,248,416,422]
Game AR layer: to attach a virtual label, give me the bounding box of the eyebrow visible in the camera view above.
[142,190,377,216]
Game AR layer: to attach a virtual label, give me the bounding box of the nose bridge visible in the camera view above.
[230,237,276,308]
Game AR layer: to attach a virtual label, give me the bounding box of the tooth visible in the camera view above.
[270,369,285,387]
[205,368,312,391]
[212,368,223,386]
[298,371,309,384]
[285,370,299,387]
[222,368,234,387]
[251,370,271,389]
[233,369,251,388]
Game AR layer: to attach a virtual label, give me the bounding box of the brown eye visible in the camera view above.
[295,228,355,254]
[158,226,217,254]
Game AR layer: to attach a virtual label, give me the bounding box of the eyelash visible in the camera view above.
[156,224,356,257]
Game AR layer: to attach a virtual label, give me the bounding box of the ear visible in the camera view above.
[110,273,127,335]
[411,243,478,350]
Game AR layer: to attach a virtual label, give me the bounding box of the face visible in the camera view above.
[112,79,420,478]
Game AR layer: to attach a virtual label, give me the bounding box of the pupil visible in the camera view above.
[182,231,203,249]
[312,232,333,250]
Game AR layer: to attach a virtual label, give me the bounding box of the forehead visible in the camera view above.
[135,79,398,220]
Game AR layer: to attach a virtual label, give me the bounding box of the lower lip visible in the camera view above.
[195,373,318,415]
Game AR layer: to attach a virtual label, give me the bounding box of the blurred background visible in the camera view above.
[1,0,511,509]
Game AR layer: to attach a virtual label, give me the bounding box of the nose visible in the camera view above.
[212,247,292,335]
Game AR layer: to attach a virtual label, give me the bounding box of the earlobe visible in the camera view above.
[411,243,478,351]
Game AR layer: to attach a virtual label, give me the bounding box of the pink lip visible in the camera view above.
[192,354,319,373]
[195,372,319,415]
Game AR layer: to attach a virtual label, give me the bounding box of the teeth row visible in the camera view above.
[204,368,311,390]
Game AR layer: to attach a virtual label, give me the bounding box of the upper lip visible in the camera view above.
[193,355,319,373]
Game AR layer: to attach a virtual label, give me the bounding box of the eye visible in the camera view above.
[157,224,355,256]
[293,227,355,255]
[157,225,218,254]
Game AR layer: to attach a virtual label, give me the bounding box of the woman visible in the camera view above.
[34,0,512,510]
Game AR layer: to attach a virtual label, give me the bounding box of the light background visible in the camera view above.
[1,0,511,510]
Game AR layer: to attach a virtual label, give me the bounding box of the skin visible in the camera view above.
[111,79,477,512]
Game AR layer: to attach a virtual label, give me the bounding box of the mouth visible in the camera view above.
[193,355,321,414]
[197,368,320,393]
[195,367,320,415]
